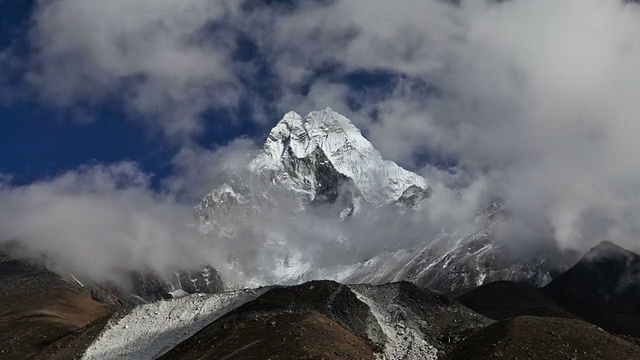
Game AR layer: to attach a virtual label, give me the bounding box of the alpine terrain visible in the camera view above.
[194,108,575,291]
[3,109,637,360]
[3,239,640,359]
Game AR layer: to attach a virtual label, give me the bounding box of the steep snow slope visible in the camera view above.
[304,108,428,206]
[249,108,428,207]
[195,108,428,228]
[342,208,570,291]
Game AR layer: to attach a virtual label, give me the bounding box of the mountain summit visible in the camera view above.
[251,108,428,207]
[193,108,432,287]
[195,108,430,231]
[194,109,572,291]
[544,240,640,338]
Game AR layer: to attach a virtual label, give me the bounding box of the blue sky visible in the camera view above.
[0,1,262,187]
[0,1,168,185]
[0,0,415,189]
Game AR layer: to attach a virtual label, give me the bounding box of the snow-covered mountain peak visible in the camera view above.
[192,109,572,292]
[304,107,374,154]
[252,108,429,206]
[262,111,313,162]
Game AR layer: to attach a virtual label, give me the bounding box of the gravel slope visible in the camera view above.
[447,316,640,360]
[82,288,268,360]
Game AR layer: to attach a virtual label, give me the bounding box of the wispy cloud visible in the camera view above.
[0,163,203,282]
[3,0,640,286]
[22,0,244,139]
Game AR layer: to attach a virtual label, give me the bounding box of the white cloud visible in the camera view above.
[165,138,258,202]
[26,0,243,139]
[5,0,640,287]
[0,163,215,283]
[258,0,640,251]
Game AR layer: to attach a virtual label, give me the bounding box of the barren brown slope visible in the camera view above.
[446,316,640,360]
[160,311,376,360]
[0,287,113,359]
[454,281,577,320]
[33,305,137,360]
[0,250,115,359]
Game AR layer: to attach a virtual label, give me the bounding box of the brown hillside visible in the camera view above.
[160,311,376,360]
[0,288,113,359]
[446,316,640,360]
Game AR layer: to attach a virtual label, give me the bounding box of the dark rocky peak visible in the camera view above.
[544,240,640,338]
[454,281,577,320]
[85,265,225,305]
[583,240,640,262]
[547,241,640,299]
[447,316,640,360]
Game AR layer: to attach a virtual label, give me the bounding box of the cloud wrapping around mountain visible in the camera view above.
[3,0,640,283]
[0,163,211,282]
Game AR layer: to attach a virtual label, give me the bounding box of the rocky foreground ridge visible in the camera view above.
[2,241,640,359]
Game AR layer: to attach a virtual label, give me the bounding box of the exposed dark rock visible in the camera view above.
[544,241,640,338]
[211,280,386,351]
[446,316,640,360]
[454,281,577,320]
[350,281,492,353]
[159,311,376,360]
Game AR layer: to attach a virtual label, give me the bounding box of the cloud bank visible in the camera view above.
[0,163,227,283]
[3,0,640,285]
